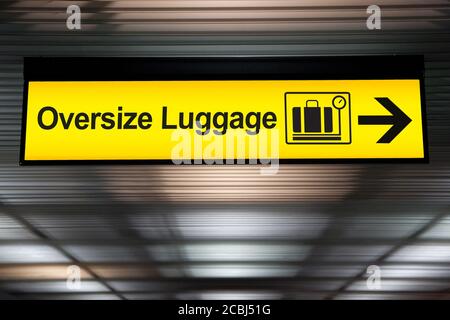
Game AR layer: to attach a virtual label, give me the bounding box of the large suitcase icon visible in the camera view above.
[304,100,321,132]
[292,100,333,133]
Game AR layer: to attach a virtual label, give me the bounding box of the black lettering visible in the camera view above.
[101,112,115,129]
[212,112,228,135]
[229,112,244,129]
[195,112,211,135]
[117,106,123,129]
[179,112,193,129]
[124,113,137,129]
[75,113,89,129]
[246,112,261,135]
[37,107,156,131]
[37,106,58,130]
[91,112,101,129]
[162,106,177,129]
[138,112,152,129]
[59,112,74,129]
[263,112,277,129]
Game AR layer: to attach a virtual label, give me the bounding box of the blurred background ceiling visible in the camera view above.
[0,0,449,300]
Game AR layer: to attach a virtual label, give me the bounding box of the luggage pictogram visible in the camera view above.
[285,92,352,144]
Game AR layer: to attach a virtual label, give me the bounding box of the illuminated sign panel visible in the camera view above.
[20,57,427,164]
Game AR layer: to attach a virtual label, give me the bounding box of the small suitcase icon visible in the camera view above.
[292,100,333,133]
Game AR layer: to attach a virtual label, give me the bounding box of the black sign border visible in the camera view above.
[20,56,428,165]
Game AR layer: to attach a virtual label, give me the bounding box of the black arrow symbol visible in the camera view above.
[358,97,412,143]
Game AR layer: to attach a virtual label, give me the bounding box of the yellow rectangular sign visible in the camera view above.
[22,79,426,163]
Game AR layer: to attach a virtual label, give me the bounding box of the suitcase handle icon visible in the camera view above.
[306,100,319,108]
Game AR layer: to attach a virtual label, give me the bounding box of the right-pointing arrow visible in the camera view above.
[358,97,412,143]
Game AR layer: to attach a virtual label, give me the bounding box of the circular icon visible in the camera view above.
[332,95,347,109]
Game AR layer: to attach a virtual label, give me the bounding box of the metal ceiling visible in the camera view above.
[0,0,449,300]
